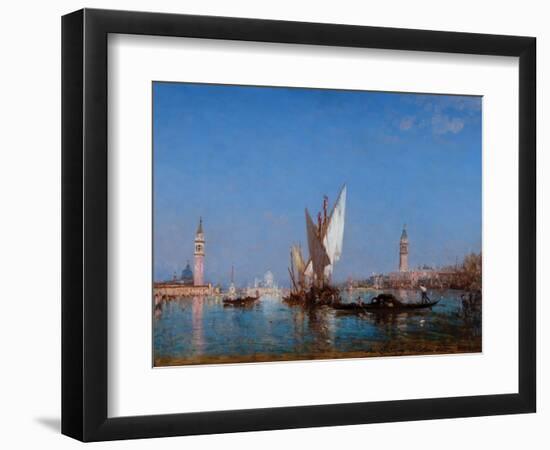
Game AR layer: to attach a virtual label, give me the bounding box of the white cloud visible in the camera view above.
[432,114,465,135]
[399,116,415,131]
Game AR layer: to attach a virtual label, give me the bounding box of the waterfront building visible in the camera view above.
[359,227,463,290]
[399,225,409,272]
[154,282,216,298]
[383,268,460,289]
[153,217,219,299]
[194,217,205,286]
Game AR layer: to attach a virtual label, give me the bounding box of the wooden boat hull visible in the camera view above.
[283,286,341,306]
[333,300,439,313]
[223,296,259,307]
[282,293,306,305]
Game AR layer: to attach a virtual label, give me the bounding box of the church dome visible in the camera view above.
[180,262,194,285]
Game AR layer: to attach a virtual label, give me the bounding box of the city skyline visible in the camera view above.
[153,82,482,287]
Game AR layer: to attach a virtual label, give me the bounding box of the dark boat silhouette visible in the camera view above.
[332,293,439,313]
[283,285,341,306]
[222,265,260,306]
[223,295,260,307]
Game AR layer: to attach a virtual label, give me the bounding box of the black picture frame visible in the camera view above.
[62,8,536,442]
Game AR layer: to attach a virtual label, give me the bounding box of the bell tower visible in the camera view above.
[399,225,409,272]
[193,217,205,286]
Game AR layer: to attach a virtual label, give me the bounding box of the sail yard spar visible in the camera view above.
[286,184,347,303]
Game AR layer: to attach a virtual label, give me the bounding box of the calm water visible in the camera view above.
[153,289,481,365]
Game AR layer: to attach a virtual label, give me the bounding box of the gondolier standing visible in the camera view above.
[420,285,430,304]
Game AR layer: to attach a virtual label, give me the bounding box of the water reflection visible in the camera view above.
[306,306,334,353]
[153,289,481,365]
[191,296,204,354]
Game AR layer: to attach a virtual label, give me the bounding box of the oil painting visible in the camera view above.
[153,82,482,367]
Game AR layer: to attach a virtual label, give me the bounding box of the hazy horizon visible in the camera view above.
[153,82,482,287]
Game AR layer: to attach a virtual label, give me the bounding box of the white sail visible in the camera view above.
[323,185,347,278]
[304,260,313,276]
[291,245,306,285]
[305,208,330,283]
[303,259,313,288]
[291,245,305,275]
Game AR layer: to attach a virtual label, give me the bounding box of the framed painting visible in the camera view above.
[62,8,536,441]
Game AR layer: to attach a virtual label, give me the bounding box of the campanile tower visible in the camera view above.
[193,217,205,286]
[399,225,409,272]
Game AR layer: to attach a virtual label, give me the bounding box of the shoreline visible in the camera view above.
[154,339,482,367]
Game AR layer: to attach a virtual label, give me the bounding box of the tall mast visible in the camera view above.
[290,249,295,283]
[288,267,298,293]
[306,208,331,287]
[323,195,328,230]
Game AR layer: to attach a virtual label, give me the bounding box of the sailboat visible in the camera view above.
[285,185,347,305]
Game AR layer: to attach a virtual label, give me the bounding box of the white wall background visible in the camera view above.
[0,1,546,449]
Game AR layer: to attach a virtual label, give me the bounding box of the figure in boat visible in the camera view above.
[419,284,430,304]
[284,184,347,305]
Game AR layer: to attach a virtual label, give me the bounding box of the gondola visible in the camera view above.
[332,293,439,313]
[222,295,260,307]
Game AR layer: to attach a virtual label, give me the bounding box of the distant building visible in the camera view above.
[246,270,281,297]
[264,271,274,288]
[194,217,205,286]
[399,225,409,272]
[360,226,461,290]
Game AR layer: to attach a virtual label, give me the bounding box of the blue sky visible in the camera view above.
[153,82,481,286]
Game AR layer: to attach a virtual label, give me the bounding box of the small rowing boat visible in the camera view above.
[223,295,260,307]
